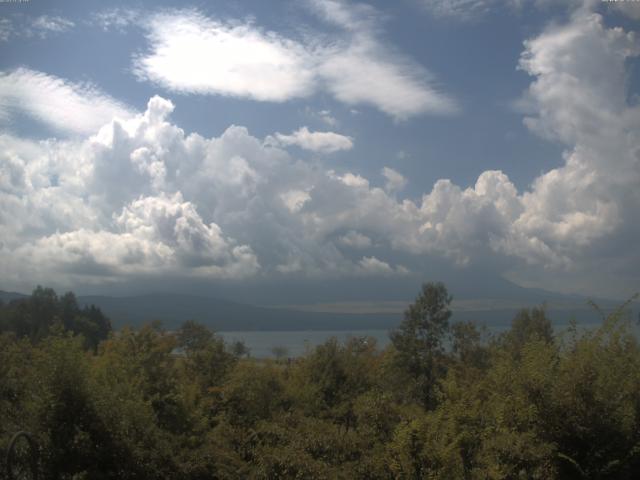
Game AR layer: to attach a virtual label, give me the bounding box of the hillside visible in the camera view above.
[2,288,626,332]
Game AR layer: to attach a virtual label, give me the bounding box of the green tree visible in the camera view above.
[390,282,452,409]
[0,287,111,348]
[176,320,238,395]
[501,306,554,356]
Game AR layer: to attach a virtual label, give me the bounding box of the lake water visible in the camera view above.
[220,329,392,358]
[219,320,629,358]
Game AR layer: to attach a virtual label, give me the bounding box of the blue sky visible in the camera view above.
[1,0,639,304]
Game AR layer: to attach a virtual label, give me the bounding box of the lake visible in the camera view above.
[219,319,631,358]
[220,329,392,358]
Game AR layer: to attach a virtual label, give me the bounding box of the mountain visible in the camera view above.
[76,293,401,331]
[73,290,640,331]
[0,290,28,303]
[1,289,633,332]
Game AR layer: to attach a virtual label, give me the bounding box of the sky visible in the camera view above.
[0,0,639,304]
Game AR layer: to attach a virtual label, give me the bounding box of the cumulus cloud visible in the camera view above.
[5,203,259,284]
[499,7,640,294]
[280,189,312,213]
[0,98,258,286]
[339,230,373,248]
[358,256,409,276]
[269,126,353,153]
[2,6,639,297]
[132,3,456,119]
[381,167,407,192]
[610,3,640,20]
[318,109,338,127]
[0,68,135,135]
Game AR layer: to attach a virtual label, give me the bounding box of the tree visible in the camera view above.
[501,306,554,355]
[0,287,111,348]
[271,345,289,361]
[390,282,452,409]
[176,320,237,394]
[451,320,489,369]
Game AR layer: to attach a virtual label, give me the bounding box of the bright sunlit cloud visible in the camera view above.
[133,3,457,119]
[0,0,639,299]
[0,68,135,135]
[134,10,316,102]
[268,127,354,153]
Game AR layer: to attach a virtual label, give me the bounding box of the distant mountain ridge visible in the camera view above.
[0,290,28,303]
[2,288,633,332]
[76,293,401,331]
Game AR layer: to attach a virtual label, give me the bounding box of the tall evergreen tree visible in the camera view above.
[390,281,452,409]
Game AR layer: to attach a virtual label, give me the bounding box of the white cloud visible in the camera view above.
[3,6,640,297]
[132,4,457,119]
[92,8,141,32]
[305,107,339,127]
[0,68,135,135]
[0,15,75,42]
[333,171,369,188]
[113,192,259,277]
[133,10,316,102]
[610,2,640,20]
[339,230,372,248]
[417,0,589,21]
[358,256,409,276]
[381,167,407,192]
[280,189,312,213]
[496,8,640,295]
[310,0,458,119]
[4,193,259,283]
[318,109,338,127]
[270,126,353,153]
[418,0,500,20]
[0,19,12,42]
[28,15,75,37]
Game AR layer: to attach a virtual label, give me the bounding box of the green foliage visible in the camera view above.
[390,282,452,409]
[500,306,554,355]
[1,285,640,479]
[0,286,111,349]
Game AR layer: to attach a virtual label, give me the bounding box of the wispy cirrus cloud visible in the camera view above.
[28,15,75,37]
[131,1,457,119]
[418,0,499,20]
[133,10,317,102]
[310,0,457,119]
[0,15,75,42]
[0,68,135,135]
[91,8,141,32]
[0,19,12,42]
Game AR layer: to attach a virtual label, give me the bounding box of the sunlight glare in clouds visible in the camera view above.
[134,10,316,101]
[133,2,457,119]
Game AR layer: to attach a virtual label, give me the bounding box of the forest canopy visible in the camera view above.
[1,284,639,479]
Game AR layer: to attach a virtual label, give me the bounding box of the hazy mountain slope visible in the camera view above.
[1,289,631,332]
[77,293,401,331]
